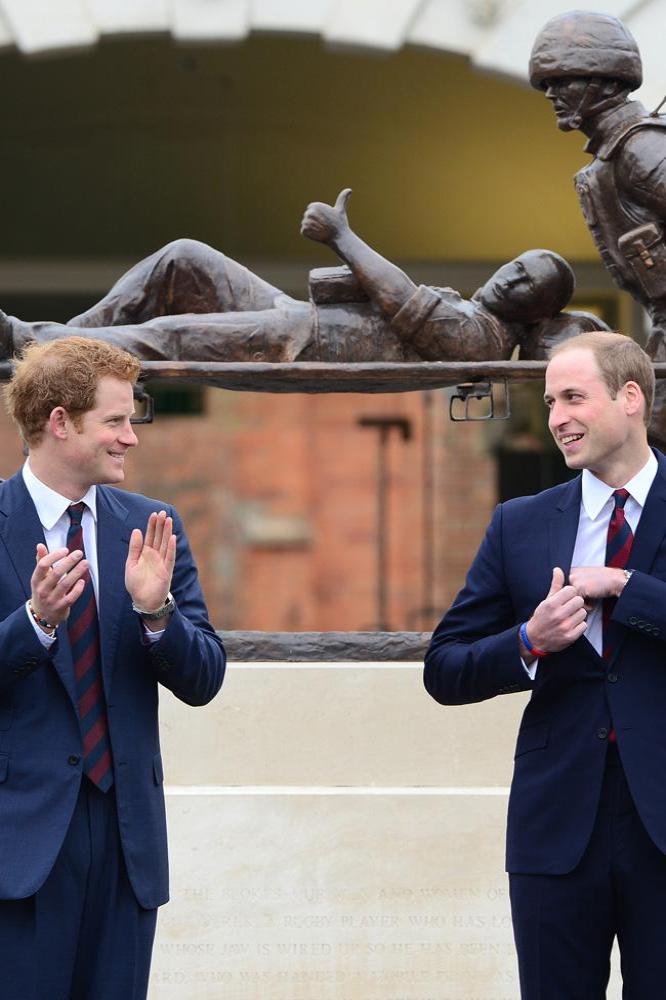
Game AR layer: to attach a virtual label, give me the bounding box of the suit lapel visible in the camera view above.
[548,475,583,577]
[545,456,666,579]
[546,475,605,663]
[95,487,132,696]
[626,451,666,574]
[591,449,666,670]
[0,472,46,599]
[0,472,78,705]
[601,452,666,666]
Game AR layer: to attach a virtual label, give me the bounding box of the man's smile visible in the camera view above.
[560,433,584,445]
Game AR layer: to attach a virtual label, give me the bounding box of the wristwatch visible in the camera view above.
[132,592,176,621]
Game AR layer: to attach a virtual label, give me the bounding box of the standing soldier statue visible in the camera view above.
[530,10,666,442]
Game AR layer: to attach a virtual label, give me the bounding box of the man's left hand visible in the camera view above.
[569,565,628,605]
[125,510,176,619]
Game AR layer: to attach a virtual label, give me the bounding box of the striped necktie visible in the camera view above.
[66,502,113,792]
[603,489,634,744]
[603,488,634,658]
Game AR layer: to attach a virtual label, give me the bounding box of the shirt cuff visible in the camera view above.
[521,656,537,681]
[143,624,166,643]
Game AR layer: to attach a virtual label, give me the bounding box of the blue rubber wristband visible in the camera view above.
[519,621,548,658]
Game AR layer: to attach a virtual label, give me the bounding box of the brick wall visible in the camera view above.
[0,387,498,632]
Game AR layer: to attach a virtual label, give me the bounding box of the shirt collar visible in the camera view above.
[581,451,658,520]
[22,461,97,531]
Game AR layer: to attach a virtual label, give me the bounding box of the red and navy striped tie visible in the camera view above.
[66,502,113,792]
[603,489,634,742]
[603,488,634,650]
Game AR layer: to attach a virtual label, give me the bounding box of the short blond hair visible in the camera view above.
[551,330,655,424]
[5,336,141,446]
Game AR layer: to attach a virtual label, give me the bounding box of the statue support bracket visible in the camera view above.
[449,379,511,422]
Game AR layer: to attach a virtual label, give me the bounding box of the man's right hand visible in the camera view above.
[522,566,587,655]
[300,187,352,245]
[30,543,88,628]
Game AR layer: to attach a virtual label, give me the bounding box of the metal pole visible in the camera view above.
[358,416,412,631]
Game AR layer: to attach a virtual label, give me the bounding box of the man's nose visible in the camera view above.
[548,401,566,428]
[120,421,139,446]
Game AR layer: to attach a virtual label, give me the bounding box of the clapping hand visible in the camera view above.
[125,510,176,616]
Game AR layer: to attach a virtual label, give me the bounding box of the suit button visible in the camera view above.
[654,628,662,637]
[629,617,638,625]
[607,673,618,683]
[597,728,609,740]
[68,754,80,766]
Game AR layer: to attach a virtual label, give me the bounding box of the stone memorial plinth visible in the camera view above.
[150,662,622,998]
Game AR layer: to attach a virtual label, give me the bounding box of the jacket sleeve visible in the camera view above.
[611,569,666,641]
[424,504,533,706]
[144,507,226,706]
[0,603,59,694]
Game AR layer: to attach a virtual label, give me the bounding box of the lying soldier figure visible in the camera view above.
[0,189,606,363]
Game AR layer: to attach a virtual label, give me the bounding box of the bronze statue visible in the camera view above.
[0,191,605,365]
[530,10,666,439]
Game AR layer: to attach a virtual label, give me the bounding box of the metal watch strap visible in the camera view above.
[132,592,176,621]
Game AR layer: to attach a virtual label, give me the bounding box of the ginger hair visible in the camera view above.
[5,336,141,446]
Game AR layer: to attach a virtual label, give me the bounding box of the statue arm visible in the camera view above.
[301,189,417,317]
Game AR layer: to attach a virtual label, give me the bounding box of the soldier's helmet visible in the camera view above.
[529,11,642,91]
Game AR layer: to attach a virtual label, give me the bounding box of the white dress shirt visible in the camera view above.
[22,461,163,646]
[524,451,657,677]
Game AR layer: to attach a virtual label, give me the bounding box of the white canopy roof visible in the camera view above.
[1,1,664,109]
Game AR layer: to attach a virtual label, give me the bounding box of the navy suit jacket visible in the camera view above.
[425,450,666,875]
[0,471,226,908]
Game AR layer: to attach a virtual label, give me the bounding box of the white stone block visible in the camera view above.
[323,0,425,52]
[0,6,14,49]
[624,2,666,115]
[172,0,249,43]
[409,0,485,56]
[473,0,640,83]
[150,793,623,998]
[251,0,333,35]
[0,0,96,54]
[151,793,514,999]
[86,0,169,35]
[158,663,528,787]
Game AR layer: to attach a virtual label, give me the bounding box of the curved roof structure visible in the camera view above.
[2,1,665,109]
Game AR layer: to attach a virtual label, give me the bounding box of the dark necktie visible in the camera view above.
[66,502,113,792]
[602,489,634,743]
[603,488,634,656]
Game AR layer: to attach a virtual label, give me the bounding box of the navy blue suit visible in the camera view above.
[0,470,225,995]
[425,451,666,996]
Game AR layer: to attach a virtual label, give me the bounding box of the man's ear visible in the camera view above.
[623,380,644,417]
[47,406,70,440]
